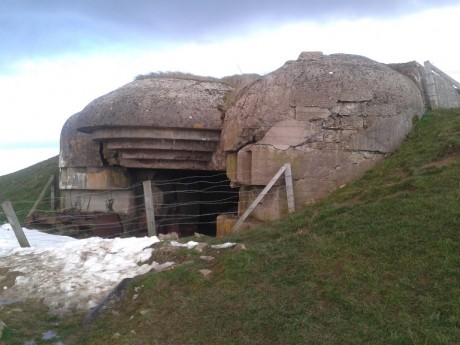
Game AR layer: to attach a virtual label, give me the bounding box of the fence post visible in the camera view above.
[50,177,55,211]
[284,163,295,213]
[2,201,30,248]
[26,175,55,219]
[143,181,156,237]
[232,164,288,233]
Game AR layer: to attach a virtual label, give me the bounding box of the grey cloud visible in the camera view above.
[1,0,458,67]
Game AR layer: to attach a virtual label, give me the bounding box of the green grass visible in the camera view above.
[0,155,59,224]
[76,109,460,344]
[1,109,459,344]
[0,300,81,345]
[134,71,222,83]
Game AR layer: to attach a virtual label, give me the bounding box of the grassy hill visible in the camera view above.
[1,109,459,344]
[0,155,59,224]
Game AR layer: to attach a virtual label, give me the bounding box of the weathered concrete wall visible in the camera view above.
[59,167,133,214]
[389,61,460,110]
[60,189,134,215]
[59,113,101,169]
[76,78,231,131]
[388,61,429,108]
[223,52,425,221]
[67,78,232,172]
[432,72,460,108]
[227,143,382,221]
[60,112,134,213]
[59,77,233,217]
[59,167,131,190]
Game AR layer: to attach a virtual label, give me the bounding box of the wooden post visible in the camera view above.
[232,165,287,233]
[424,61,439,110]
[284,163,295,214]
[50,178,55,211]
[143,181,156,237]
[2,201,30,248]
[26,175,55,219]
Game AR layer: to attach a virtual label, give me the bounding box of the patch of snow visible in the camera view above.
[211,242,236,249]
[0,223,161,314]
[0,223,77,255]
[170,240,199,249]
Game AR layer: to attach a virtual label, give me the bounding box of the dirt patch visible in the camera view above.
[0,269,22,303]
[422,155,458,169]
[149,246,185,264]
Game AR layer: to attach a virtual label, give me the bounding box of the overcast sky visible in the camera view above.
[1,0,460,176]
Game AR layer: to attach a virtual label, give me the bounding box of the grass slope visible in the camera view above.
[0,155,59,224]
[1,109,459,344]
[78,109,460,345]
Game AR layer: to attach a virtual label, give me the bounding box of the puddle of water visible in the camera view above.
[23,330,62,345]
[42,330,58,340]
[0,296,17,305]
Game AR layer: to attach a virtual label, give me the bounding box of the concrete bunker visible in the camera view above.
[58,52,460,237]
[59,76,241,237]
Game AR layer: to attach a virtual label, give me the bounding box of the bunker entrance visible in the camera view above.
[131,169,238,237]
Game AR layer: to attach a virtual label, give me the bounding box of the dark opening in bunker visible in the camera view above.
[131,169,238,237]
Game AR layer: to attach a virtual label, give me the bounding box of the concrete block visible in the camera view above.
[348,113,413,153]
[236,148,252,185]
[216,214,238,237]
[238,185,288,221]
[86,168,131,190]
[226,153,238,182]
[60,189,134,214]
[297,51,323,61]
[60,167,131,190]
[249,145,289,186]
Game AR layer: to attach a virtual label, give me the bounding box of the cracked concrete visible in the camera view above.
[222,52,424,220]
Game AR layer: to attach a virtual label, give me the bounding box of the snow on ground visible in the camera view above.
[0,224,171,314]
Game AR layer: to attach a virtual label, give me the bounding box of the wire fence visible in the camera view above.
[1,168,296,239]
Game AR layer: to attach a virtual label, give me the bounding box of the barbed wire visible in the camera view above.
[1,165,310,239]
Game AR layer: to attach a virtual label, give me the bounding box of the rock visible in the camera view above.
[200,256,215,261]
[199,269,212,277]
[158,232,179,240]
[195,243,208,252]
[233,244,247,251]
